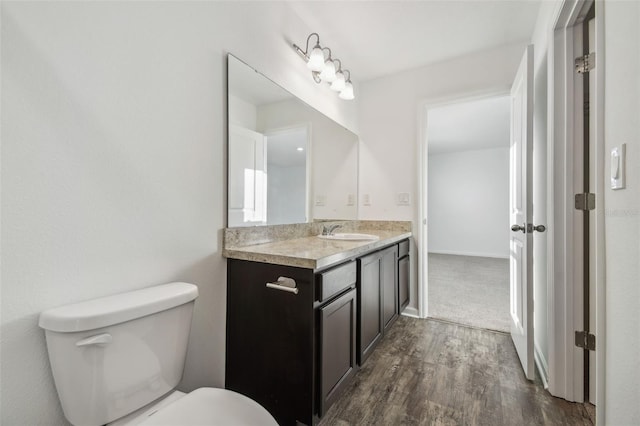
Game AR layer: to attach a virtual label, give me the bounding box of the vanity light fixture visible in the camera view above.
[319,48,337,82]
[293,33,355,100]
[339,70,354,100]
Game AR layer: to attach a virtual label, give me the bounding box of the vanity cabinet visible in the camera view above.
[225,239,410,425]
[382,245,399,330]
[357,251,383,365]
[357,244,398,365]
[226,260,316,426]
[226,259,357,425]
[318,287,357,416]
[398,239,410,311]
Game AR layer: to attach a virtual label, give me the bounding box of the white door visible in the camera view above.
[509,45,535,380]
[228,124,267,227]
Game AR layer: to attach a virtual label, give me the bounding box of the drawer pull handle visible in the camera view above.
[266,277,298,295]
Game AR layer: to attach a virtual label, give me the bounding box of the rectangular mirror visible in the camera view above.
[227,54,359,227]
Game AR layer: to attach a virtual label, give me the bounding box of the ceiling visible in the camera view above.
[427,95,510,155]
[288,0,541,82]
[229,55,293,106]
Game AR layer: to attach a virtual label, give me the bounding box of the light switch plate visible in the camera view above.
[347,194,355,206]
[397,192,411,206]
[611,144,626,190]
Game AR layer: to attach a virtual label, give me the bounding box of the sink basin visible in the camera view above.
[317,233,380,241]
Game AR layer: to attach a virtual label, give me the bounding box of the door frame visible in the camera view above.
[548,0,605,419]
[416,87,511,319]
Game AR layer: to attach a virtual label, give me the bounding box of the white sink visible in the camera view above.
[317,233,380,241]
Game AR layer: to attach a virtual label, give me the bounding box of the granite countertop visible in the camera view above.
[223,229,411,271]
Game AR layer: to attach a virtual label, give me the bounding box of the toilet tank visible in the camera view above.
[39,282,199,426]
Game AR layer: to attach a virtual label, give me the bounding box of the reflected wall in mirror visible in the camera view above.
[227,54,358,227]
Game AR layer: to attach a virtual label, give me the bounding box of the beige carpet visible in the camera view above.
[428,253,510,332]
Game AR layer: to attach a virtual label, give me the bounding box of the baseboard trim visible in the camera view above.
[534,343,550,389]
[428,250,509,259]
[401,307,420,318]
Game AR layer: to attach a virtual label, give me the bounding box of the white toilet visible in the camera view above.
[39,282,278,426]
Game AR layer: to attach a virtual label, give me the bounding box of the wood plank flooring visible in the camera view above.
[319,316,593,425]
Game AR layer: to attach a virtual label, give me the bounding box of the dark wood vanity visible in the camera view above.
[225,236,410,425]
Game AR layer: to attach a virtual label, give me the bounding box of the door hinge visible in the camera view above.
[575,53,596,73]
[575,331,596,351]
[574,193,596,211]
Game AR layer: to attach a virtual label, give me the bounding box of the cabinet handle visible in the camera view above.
[266,277,299,295]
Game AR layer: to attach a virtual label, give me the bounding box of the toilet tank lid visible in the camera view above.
[39,282,198,332]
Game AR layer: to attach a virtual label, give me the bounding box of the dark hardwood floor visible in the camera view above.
[319,316,594,425]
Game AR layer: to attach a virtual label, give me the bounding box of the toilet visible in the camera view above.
[39,282,277,426]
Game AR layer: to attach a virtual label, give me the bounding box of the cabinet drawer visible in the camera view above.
[398,239,410,258]
[317,261,357,302]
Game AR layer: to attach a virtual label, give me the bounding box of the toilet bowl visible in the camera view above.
[108,388,276,426]
[131,388,275,426]
[39,282,277,426]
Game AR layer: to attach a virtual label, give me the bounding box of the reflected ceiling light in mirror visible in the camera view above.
[293,33,355,100]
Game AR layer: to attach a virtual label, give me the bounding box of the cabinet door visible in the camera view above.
[357,253,382,364]
[319,288,357,416]
[399,255,410,311]
[381,245,399,331]
[226,259,315,426]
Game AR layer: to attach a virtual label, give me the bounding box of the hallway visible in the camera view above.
[320,316,594,425]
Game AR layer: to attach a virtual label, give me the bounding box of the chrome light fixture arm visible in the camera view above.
[293,32,321,60]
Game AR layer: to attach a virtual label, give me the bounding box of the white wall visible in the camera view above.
[427,148,509,258]
[228,94,257,130]
[603,1,640,423]
[0,2,357,425]
[358,42,526,312]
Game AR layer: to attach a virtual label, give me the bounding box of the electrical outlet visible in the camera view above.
[363,194,371,206]
[315,195,326,206]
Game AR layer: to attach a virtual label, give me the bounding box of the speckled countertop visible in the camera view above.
[223,222,411,271]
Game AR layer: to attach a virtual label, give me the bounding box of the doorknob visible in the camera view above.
[511,224,546,233]
[511,224,526,233]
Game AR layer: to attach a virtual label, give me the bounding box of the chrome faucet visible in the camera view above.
[322,224,342,236]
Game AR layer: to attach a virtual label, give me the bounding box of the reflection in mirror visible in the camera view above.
[227,54,358,227]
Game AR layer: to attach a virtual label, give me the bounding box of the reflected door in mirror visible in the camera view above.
[228,124,267,227]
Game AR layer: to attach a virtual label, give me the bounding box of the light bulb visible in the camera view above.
[319,59,336,82]
[307,46,325,72]
[330,72,346,91]
[339,81,354,100]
